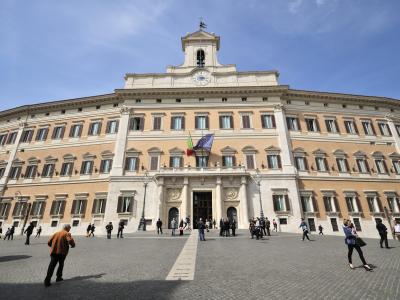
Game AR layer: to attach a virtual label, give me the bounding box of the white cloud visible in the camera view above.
[288,0,303,14]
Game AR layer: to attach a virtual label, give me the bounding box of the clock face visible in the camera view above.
[192,71,211,86]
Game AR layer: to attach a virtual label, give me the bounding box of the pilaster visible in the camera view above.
[239,176,249,227]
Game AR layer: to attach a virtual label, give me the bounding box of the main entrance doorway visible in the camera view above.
[193,191,212,229]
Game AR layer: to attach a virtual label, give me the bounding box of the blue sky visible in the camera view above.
[1,0,399,111]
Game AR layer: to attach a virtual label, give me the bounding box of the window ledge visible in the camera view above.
[326,212,341,217]
[71,214,85,218]
[92,213,105,218]
[274,211,291,215]
[50,214,64,218]
[117,212,132,216]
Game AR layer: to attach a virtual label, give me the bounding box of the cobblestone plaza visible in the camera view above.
[0,230,399,299]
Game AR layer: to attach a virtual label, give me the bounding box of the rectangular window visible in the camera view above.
[35,128,49,141]
[325,119,338,133]
[153,116,162,130]
[92,198,106,214]
[25,165,37,179]
[396,125,400,137]
[80,161,93,175]
[336,158,348,172]
[295,157,307,171]
[129,117,144,131]
[51,220,58,227]
[42,163,55,177]
[72,220,80,227]
[308,218,316,231]
[196,156,208,168]
[100,159,113,173]
[106,120,119,134]
[330,218,339,232]
[0,134,7,145]
[171,116,185,130]
[353,218,362,231]
[306,118,319,132]
[345,197,355,212]
[30,201,46,216]
[125,157,139,171]
[71,199,87,215]
[375,159,387,174]
[117,196,133,213]
[245,154,255,169]
[195,116,209,130]
[60,162,73,176]
[378,122,391,136]
[323,196,333,212]
[50,201,66,215]
[286,117,300,131]
[241,115,251,129]
[21,129,34,143]
[169,156,183,168]
[356,159,369,173]
[10,166,21,179]
[222,155,235,167]
[12,202,27,217]
[51,126,65,139]
[367,196,379,213]
[0,167,5,178]
[361,120,375,135]
[6,132,18,144]
[344,120,358,134]
[267,155,281,169]
[69,124,83,138]
[261,114,275,129]
[0,202,10,218]
[88,122,102,136]
[273,195,290,212]
[393,160,400,175]
[315,157,327,172]
[219,115,233,129]
[150,156,159,170]
[301,196,312,212]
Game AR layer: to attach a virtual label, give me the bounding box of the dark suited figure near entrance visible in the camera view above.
[376,219,389,248]
[219,218,223,236]
[24,222,34,245]
[44,224,75,287]
[198,218,206,241]
[105,222,113,239]
[231,219,236,237]
[117,221,125,238]
[156,218,163,234]
[265,217,271,236]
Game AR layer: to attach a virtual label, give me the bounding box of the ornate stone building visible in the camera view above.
[0,29,399,237]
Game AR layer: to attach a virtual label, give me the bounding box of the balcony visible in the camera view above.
[156,166,248,177]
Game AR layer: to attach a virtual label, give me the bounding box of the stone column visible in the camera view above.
[352,197,359,213]
[239,176,249,228]
[156,177,164,222]
[386,116,400,153]
[216,176,222,221]
[110,106,130,176]
[181,177,188,220]
[373,196,380,213]
[330,197,337,213]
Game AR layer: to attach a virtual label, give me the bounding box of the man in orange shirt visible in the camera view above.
[44,224,75,287]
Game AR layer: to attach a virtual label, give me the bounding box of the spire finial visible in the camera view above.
[199,17,207,30]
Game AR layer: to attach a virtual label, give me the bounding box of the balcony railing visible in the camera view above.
[156,166,248,176]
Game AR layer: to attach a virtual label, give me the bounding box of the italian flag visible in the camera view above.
[186,133,194,156]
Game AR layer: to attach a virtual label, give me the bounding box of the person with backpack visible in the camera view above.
[299,218,311,241]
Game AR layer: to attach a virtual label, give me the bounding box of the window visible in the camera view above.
[169,156,183,168]
[71,199,87,215]
[305,118,320,132]
[117,196,133,213]
[336,158,349,172]
[330,218,339,231]
[69,124,83,138]
[286,117,300,131]
[395,125,400,136]
[51,220,58,227]
[219,115,233,129]
[80,161,93,175]
[12,202,27,217]
[153,116,162,130]
[196,156,208,168]
[361,120,375,135]
[42,163,55,178]
[50,201,65,215]
[0,167,5,178]
[72,220,80,227]
[261,114,275,129]
[30,201,45,216]
[171,116,185,130]
[129,117,144,131]
[375,159,388,174]
[6,132,18,144]
[323,196,334,212]
[9,166,21,179]
[387,196,400,213]
[245,154,255,169]
[241,114,252,129]
[196,49,205,67]
[88,122,102,136]
[150,156,159,170]
[0,133,7,145]
[378,122,392,136]
[273,194,290,212]
[35,128,48,141]
[125,157,139,172]
[222,156,235,167]
[106,120,119,134]
[92,198,106,214]
[0,202,10,218]
[345,196,359,213]
[267,155,281,169]
[353,218,362,231]
[344,120,358,134]
[195,115,209,130]
[295,157,308,171]
[366,196,381,213]
[51,126,65,140]
[392,160,400,174]
[315,157,328,172]
[25,165,37,179]
[325,119,339,133]
[356,158,369,173]
[21,129,34,143]
[99,159,112,173]
[60,162,73,176]
[301,196,314,213]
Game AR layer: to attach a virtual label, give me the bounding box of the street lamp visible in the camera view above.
[138,171,152,231]
[251,169,264,220]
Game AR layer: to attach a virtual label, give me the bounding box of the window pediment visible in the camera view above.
[45,155,58,163]
[220,146,237,155]
[169,147,185,155]
[353,151,366,158]
[371,151,384,158]
[82,152,96,160]
[264,146,280,154]
[101,150,114,159]
[27,157,40,165]
[389,152,400,159]
[312,149,326,157]
[333,149,347,158]
[242,145,257,154]
[63,154,76,162]
[12,158,24,166]
[126,148,142,157]
[148,147,163,155]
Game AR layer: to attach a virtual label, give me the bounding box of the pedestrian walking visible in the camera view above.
[156,218,163,234]
[44,224,76,287]
[117,220,125,238]
[272,219,278,232]
[343,219,372,271]
[249,219,255,239]
[219,218,224,236]
[318,225,324,235]
[88,224,95,237]
[86,224,91,237]
[375,219,389,248]
[36,226,42,238]
[105,222,113,239]
[213,219,216,229]
[171,218,177,236]
[4,227,10,240]
[0,226,2,239]
[231,219,236,237]
[198,218,206,241]
[24,222,35,245]
[260,218,267,236]
[205,219,210,232]
[186,216,191,230]
[265,217,271,236]
[299,219,311,241]
[394,220,400,241]
[179,219,184,236]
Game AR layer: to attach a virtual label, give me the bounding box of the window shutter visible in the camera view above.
[303,158,309,170]
[383,161,388,173]
[284,195,290,212]
[387,124,392,136]
[334,120,339,133]
[117,196,122,213]
[323,197,330,212]
[261,116,266,128]
[232,156,236,167]
[88,123,94,135]
[325,120,330,132]
[115,120,119,133]
[367,198,374,212]
[377,197,383,212]
[344,159,350,172]
[71,200,77,214]
[315,120,320,132]
[230,116,234,129]
[128,198,133,212]
[271,115,276,128]
[170,117,175,130]
[106,121,111,134]
[345,198,352,212]
[353,123,359,134]
[267,155,272,169]
[355,197,362,213]
[59,201,65,215]
[370,123,376,135]
[20,203,27,216]
[39,202,46,215]
[324,158,328,171]
[195,116,199,129]
[30,202,37,215]
[205,116,209,129]
[312,196,318,213]
[5,203,11,218]
[12,203,18,216]
[81,200,87,216]
[181,117,185,130]
[69,126,74,138]
[169,157,173,167]
[365,160,370,172]
[101,199,106,213]
[277,155,282,168]
[80,162,85,174]
[89,161,93,174]
[92,199,97,214]
[273,195,278,211]
[135,158,140,170]
[50,201,56,215]
[61,163,66,175]
[100,160,105,173]
[219,116,223,129]
[124,158,130,171]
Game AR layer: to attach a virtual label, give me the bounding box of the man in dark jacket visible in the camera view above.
[376,219,389,248]
[224,219,230,237]
[265,217,271,236]
[219,218,224,236]
[231,219,236,237]
[117,220,125,238]
[156,218,163,234]
[24,222,35,245]
[9,225,15,240]
[105,222,113,239]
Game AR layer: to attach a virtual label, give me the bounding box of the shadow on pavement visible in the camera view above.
[0,255,31,263]
[0,280,184,300]
[66,273,106,282]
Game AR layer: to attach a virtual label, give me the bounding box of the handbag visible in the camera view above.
[356,237,366,247]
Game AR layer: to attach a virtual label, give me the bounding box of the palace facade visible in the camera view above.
[0,29,400,237]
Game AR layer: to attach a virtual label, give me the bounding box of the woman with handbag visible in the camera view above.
[343,219,372,271]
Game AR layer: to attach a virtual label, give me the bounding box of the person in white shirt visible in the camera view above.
[394,219,400,241]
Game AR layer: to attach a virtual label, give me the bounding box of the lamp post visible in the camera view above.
[252,169,264,220]
[138,172,151,231]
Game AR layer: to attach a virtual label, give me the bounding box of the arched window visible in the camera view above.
[197,49,205,67]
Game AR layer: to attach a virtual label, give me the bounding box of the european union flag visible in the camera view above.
[193,134,214,151]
